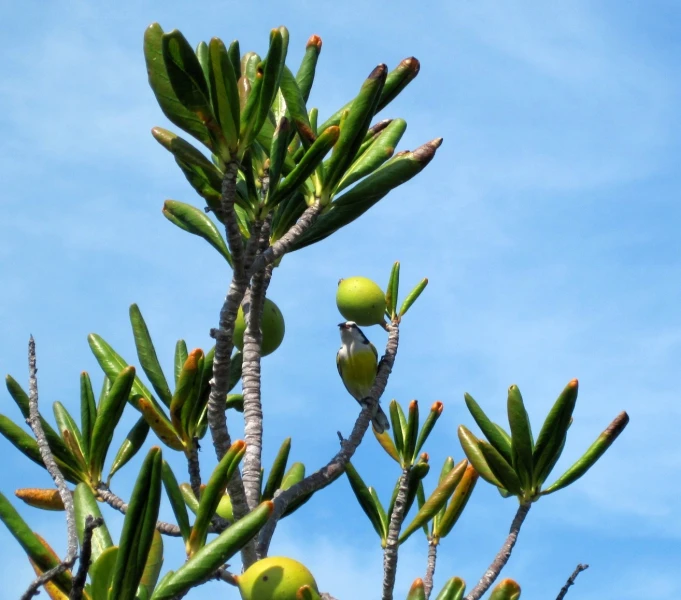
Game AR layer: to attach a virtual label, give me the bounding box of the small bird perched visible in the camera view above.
[337,321,390,433]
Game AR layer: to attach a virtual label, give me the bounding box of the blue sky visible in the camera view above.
[1,1,680,598]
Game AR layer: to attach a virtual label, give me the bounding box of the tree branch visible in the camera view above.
[247,201,322,277]
[187,440,202,501]
[424,539,438,599]
[382,467,411,600]
[256,322,400,557]
[241,219,273,510]
[21,337,79,600]
[555,564,589,600]
[69,515,104,600]
[464,502,532,600]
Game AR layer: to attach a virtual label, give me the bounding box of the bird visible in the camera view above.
[336,321,390,433]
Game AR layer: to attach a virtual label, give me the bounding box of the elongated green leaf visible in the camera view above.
[88,366,135,482]
[208,37,240,152]
[253,27,288,140]
[293,138,442,250]
[489,578,521,600]
[268,125,340,208]
[463,393,513,464]
[195,41,211,95]
[407,579,427,600]
[296,34,322,102]
[324,64,387,194]
[0,492,72,593]
[368,485,389,540]
[507,385,534,491]
[457,426,503,488]
[109,447,163,600]
[404,459,430,518]
[107,417,150,482]
[373,427,400,463]
[434,577,466,600]
[433,456,455,530]
[337,118,407,193]
[399,459,467,543]
[140,530,164,597]
[138,397,185,451]
[90,545,118,600]
[129,304,173,407]
[404,400,419,465]
[262,437,292,501]
[161,461,191,543]
[266,118,291,202]
[533,379,579,487]
[238,61,264,150]
[399,278,429,317]
[227,40,240,79]
[188,440,246,554]
[180,483,200,514]
[144,23,211,148]
[174,340,188,386]
[414,401,444,459]
[79,372,97,463]
[151,501,274,600]
[344,462,385,540]
[479,441,522,497]
[280,462,305,491]
[73,484,113,563]
[389,399,406,462]
[435,464,479,539]
[279,66,315,146]
[384,261,400,319]
[415,482,429,537]
[170,349,202,441]
[542,411,629,495]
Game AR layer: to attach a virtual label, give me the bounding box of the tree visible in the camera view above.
[0,23,628,600]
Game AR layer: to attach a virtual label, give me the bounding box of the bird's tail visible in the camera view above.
[372,405,390,434]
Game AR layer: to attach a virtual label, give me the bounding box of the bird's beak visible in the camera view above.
[338,322,347,329]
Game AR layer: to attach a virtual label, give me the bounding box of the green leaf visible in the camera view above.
[507,385,534,491]
[479,441,522,497]
[137,396,185,451]
[238,60,264,151]
[225,393,244,412]
[463,393,513,464]
[140,530,164,597]
[80,372,97,463]
[404,400,419,465]
[292,138,442,250]
[188,440,246,554]
[435,577,466,600]
[208,37,240,153]
[296,35,322,102]
[0,492,73,593]
[384,261,400,319]
[150,501,274,600]
[489,578,521,600]
[169,348,202,441]
[533,379,579,487]
[89,546,118,600]
[73,483,113,562]
[109,447,163,600]
[88,366,135,483]
[403,459,430,519]
[399,459,467,544]
[344,462,386,541]
[161,460,192,544]
[228,40,241,79]
[174,340,188,386]
[53,401,85,458]
[144,23,211,148]
[323,64,387,194]
[107,417,150,482]
[336,118,407,193]
[414,401,444,459]
[433,456,455,530]
[266,118,292,203]
[279,66,315,147]
[542,411,629,495]
[435,464,479,539]
[130,304,173,407]
[179,483,200,515]
[372,427,400,463]
[406,578,427,600]
[457,426,503,488]
[262,437,292,501]
[398,278,429,318]
[389,399,407,462]
[253,27,288,142]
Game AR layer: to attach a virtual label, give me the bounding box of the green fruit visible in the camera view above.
[234,298,286,356]
[235,556,319,600]
[216,493,233,520]
[336,276,386,326]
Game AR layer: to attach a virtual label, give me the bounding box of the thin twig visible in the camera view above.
[69,515,104,600]
[464,502,532,600]
[424,539,438,599]
[21,337,79,600]
[257,322,400,557]
[555,564,589,600]
[187,440,202,501]
[382,467,411,600]
[241,219,273,511]
[247,201,322,277]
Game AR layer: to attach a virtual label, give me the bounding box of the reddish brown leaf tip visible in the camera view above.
[569,378,579,388]
[412,138,443,164]
[409,399,418,410]
[369,64,388,80]
[307,34,323,51]
[420,452,429,462]
[400,57,421,76]
[431,400,444,414]
[409,578,425,591]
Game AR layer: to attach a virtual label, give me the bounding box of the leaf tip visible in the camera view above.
[307,34,322,52]
[431,400,443,415]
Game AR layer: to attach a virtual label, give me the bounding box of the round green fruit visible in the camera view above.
[234,298,285,356]
[336,276,386,326]
[235,556,319,600]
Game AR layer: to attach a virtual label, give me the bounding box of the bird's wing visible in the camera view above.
[336,348,343,377]
[370,342,378,364]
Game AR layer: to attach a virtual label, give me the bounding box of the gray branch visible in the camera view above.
[241,219,273,511]
[256,323,400,557]
[382,467,411,600]
[555,563,589,600]
[424,540,438,599]
[464,502,532,600]
[187,440,202,501]
[21,337,79,600]
[69,515,104,600]
[247,201,322,277]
